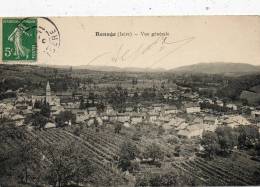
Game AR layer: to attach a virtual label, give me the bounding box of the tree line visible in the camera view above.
[201,125,260,159]
[0,120,94,186]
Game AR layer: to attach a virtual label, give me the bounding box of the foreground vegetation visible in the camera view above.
[1,119,260,186]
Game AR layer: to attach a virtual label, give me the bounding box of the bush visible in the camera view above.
[144,143,164,163]
[43,142,94,186]
[118,141,139,172]
[236,126,259,149]
[167,136,179,145]
[135,170,195,186]
[129,160,140,173]
[132,132,142,141]
[114,122,122,134]
[200,131,220,159]
[73,127,81,137]
[201,126,238,158]
[55,111,76,127]
[255,140,260,156]
[157,125,165,136]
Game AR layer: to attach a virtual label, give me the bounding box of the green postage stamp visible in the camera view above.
[2,18,37,61]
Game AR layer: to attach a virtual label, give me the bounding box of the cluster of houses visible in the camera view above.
[1,81,260,139]
[74,103,178,126]
[162,114,253,139]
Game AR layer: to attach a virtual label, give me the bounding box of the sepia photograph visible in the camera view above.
[0,16,260,186]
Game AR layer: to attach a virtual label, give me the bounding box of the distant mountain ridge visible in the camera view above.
[43,64,165,72]
[39,62,260,74]
[169,62,260,75]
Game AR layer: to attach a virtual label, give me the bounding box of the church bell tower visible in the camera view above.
[46,81,52,104]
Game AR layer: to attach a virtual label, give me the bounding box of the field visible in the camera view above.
[172,155,260,185]
[25,127,128,185]
[240,90,260,105]
[3,126,258,186]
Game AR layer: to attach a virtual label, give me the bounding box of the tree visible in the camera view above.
[33,100,42,109]
[43,142,94,187]
[114,122,122,134]
[79,97,85,109]
[11,138,42,184]
[0,121,42,185]
[0,118,25,142]
[236,126,259,149]
[201,126,239,158]
[157,125,165,136]
[132,131,142,141]
[40,100,51,118]
[73,126,81,137]
[200,131,220,158]
[107,86,127,112]
[55,111,75,127]
[215,126,237,155]
[27,112,48,130]
[118,141,138,172]
[97,102,105,114]
[255,140,260,156]
[144,143,164,163]
[93,117,99,132]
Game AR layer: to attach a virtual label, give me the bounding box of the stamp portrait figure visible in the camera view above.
[8,23,31,59]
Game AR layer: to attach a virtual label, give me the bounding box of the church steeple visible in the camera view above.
[46,81,51,96]
[46,81,51,104]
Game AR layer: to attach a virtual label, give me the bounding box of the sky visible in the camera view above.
[28,16,260,69]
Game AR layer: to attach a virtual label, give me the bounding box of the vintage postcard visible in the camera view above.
[0,16,260,186]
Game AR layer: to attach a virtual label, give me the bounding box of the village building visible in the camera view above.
[100,113,109,121]
[226,103,238,111]
[164,105,178,114]
[216,100,224,107]
[203,116,218,125]
[159,114,171,122]
[131,113,145,124]
[222,115,251,128]
[204,98,214,104]
[75,110,90,123]
[147,112,159,123]
[108,112,117,121]
[251,109,260,121]
[63,102,80,109]
[10,114,25,126]
[106,105,114,114]
[140,107,149,113]
[185,103,201,114]
[125,106,134,112]
[44,122,56,129]
[88,107,97,116]
[117,113,131,122]
[51,105,65,116]
[152,104,164,113]
[123,121,131,128]
[192,117,203,124]
[177,123,218,139]
[176,122,189,131]
[163,93,173,100]
[21,108,33,116]
[162,117,185,130]
[0,102,15,118]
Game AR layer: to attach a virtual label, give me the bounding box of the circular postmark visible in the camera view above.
[18,17,61,58]
[37,17,61,57]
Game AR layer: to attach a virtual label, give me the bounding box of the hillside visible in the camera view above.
[45,64,165,72]
[170,62,260,75]
[74,65,165,72]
